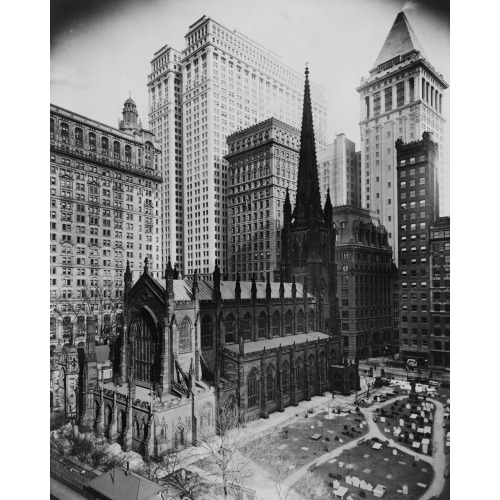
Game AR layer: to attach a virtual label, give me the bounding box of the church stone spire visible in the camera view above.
[295,65,323,226]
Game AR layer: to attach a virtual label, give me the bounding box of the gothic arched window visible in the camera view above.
[272,311,280,337]
[225,314,235,344]
[285,310,293,335]
[247,369,259,408]
[297,309,305,334]
[179,317,192,353]
[267,365,275,401]
[295,357,303,390]
[258,311,267,338]
[242,313,252,341]
[201,315,213,348]
[282,361,289,395]
[133,310,159,384]
[308,354,315,386]
[308,309,315,331]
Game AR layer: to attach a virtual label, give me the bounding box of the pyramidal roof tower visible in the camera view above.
[357,10,448,265]
[372,11,427,70]
[294,65,323,226]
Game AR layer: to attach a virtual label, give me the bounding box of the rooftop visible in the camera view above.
[224,331,330,354]
[87,466,163,500]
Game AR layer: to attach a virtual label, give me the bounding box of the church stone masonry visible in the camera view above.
[67,67,359,456]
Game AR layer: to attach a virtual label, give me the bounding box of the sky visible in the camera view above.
[50,0,450,209]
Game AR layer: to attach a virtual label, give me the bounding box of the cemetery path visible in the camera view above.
[418,398,446,500]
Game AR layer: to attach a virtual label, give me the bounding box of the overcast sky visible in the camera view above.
[50,0,450,208]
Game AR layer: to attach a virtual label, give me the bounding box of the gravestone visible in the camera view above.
[360,480,367,490]
[400,419,405,427]
[333,480,340,489]
[346,475,352,485]
[393,449,398,456]
[352,477,360,488]
[366,484,373,492]
[402,484,408,495]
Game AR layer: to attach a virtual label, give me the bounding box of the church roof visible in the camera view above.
[172,279,313,302]
[87,466,162,500]
[224,331,330,354]
[372,11,428,70]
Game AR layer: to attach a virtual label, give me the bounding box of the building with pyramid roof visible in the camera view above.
[357,11,448,263]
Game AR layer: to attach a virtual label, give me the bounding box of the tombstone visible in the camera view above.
[409,433,414,440]
[415,454,419,462]
[360,480,367,490]
[420,411,425,418]
[352,477,360,488]
[380,417,386,422]
[367,484,373,492]
[412,423,416,430]
[399,419,404,427]
[393,449,398,456]
[333,480,340,489]
[402,485,408,495]
[339,462,344,468]
[406,404,411,410]
[346,476,352,485]
[360,423,364,429]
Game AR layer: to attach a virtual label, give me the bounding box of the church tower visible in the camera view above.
[357,11,448,263]
[281,66,338,335]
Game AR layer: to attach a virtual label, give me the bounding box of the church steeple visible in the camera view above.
[295,65,323,225]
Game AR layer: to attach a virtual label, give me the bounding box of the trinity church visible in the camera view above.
[51,68,360,455]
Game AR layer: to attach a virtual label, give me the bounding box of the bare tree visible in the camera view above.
[136,449,213,500]
[197,399,255,499]
[51,280,123,344]
[292,472,329,500]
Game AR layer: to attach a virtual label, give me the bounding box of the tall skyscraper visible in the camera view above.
[226,118,300,281]
[318,134,361,208]
[178,16,328,278]
[148,45,184,272]
[396,132,439,367]
[357,11,448,262]
[331,205,395,359]
[50,101,162,345]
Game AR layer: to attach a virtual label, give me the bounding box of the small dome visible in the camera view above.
[124,97,136,106]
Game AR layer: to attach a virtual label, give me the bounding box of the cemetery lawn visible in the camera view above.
[304,437,434,500]
[373,398,435,456]
[240,408,369,480]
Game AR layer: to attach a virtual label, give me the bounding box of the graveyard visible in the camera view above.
[240,405,369,481]
[372,398,436,456]
[300,436,434,499]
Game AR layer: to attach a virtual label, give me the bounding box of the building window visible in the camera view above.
[258,312,267,338]
[295,358,303,390]
[113,141,121,159]
[242,313,252,341]
[102,136,109,155]
[201,316,213,348]
[308,309,315,331]
[282,361,289,394]
[297,310,305,334]
[75,127,83,148]
[225,314,235,343]
[60,122,69,143]
[247,369,259,408]
[285,310,293,335]
[179,317,192,353]
[272,311,280,337]
[266,365,275,401]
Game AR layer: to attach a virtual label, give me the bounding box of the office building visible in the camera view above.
[50,101,162,345]
[357,11,448,262]
[179,16,328,278]
[429,216,450,369]
[318,134,361,208]
[332,205,396,359]
[148,45,184,272]
[225,118,300,281]
[396,132,439,366]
